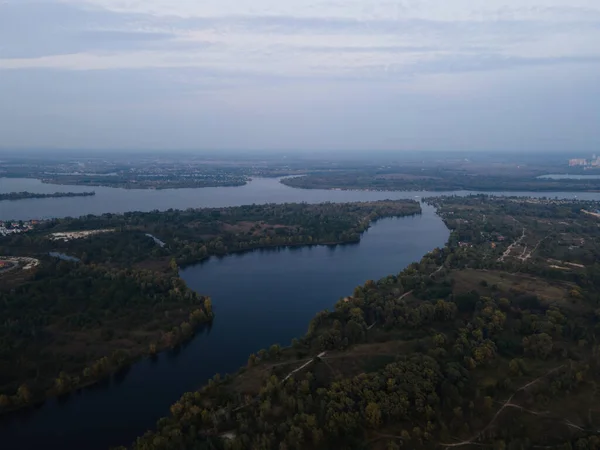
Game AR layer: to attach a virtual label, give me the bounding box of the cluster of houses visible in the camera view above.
[0,220,39,237]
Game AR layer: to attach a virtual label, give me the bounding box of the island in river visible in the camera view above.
[281,167,600,192]
[0,200,420,414]
[0,191,95,202]
[124,195,600,450]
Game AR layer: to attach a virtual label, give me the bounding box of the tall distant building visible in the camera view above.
[569,158,587,166]
[569,155,600,167]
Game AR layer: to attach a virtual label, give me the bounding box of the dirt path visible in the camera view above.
[430,265,445,278]
[519,236,550,262]
[399,290,413,301]
[282,352,326,382]
[498,227,526,262]
[441,365,564,448]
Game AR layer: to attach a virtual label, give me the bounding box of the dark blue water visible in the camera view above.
[0,204,449,450]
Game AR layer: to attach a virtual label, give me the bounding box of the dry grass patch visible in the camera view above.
[452,269,571,304]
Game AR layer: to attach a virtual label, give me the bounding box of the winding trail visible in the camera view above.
[229,352,328,414]
[441,365,565,448]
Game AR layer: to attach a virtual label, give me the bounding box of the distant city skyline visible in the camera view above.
[1,0,599,152]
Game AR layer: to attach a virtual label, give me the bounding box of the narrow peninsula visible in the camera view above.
[0,191,96,201]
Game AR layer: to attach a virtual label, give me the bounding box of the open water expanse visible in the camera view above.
[1,176,598,220]
[1,177,599,449]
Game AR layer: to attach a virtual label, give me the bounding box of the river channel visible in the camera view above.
[1,204,448,450]
[0,177,598,449]
[1,176,597,221]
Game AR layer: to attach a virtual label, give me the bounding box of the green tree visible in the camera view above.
[204,297,213,316]
[17,384,32,404]
[523,333,553,359]
[54,371,72,394]
[387,440,401,450]
[269,344,281,359]
[248,354,257,367]
[365,402,382,429]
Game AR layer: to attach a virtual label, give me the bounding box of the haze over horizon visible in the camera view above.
[1,0,599,152]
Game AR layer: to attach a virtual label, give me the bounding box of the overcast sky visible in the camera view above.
[1,0,599,152]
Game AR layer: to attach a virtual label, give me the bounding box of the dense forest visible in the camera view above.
[0,191,95,201]
[281,169,600,192]
[122,196,600,450]
[39,175,248,189]
[0,200,420,413]
[1,200,421,268]
[0,260,213,412]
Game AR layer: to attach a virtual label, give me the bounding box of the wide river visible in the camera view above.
[0,176,597,221]
[0,177,598,450]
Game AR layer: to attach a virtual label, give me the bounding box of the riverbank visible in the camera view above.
[38,177,248,190]
[0,191,95,201]
[0,263,214,416]
[0,318,210,416]
[0,201,421,418]
[126,195,600,450]
[0,207,449,450]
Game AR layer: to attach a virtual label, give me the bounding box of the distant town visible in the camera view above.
[568,154,600,168]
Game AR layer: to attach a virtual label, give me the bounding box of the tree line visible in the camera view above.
[122,196,600,449]
[0,200,420,413]
[0,191,95,201]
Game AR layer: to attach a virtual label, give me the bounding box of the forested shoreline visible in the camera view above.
[39,177,248,190]
[0,191,95,201]
[0,261,214,414]
[0,200,421,414]
[122,196,600,450]
[1,201,421,268]
[281,170,600,192]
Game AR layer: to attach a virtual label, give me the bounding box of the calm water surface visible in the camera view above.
[0,190,449,450]
[1,178,599,449]
[2,176,597,221]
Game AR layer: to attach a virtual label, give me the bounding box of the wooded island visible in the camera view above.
[0,191,95,201]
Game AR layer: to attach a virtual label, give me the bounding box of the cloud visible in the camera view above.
[0,1,177,58]
[2,0,600,72]
[1,0,599,151]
